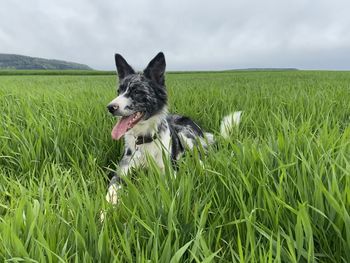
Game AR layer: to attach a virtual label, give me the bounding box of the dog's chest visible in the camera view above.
[124,127,171,169]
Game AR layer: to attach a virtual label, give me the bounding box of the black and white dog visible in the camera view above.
[105,52,241,205]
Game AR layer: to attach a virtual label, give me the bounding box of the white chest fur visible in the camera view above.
[123,121,171,172]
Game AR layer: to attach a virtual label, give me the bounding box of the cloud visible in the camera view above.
[1,0,350,70]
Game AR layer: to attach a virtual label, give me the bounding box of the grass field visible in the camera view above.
[1,71,350,262]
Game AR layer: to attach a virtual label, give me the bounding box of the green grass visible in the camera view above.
[1,71,350,262]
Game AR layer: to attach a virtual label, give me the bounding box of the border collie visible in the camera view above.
[104,52,241,205]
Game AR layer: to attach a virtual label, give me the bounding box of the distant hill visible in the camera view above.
[0,54,92,70]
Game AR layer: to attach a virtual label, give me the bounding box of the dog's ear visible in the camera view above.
[144,52,166,85]
[115,54,135,80]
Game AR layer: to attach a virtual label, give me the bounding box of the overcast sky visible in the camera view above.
[1,0,349,70]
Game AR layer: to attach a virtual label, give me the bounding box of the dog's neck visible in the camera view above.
[126,107,168,138]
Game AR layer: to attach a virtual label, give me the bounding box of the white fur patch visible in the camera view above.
[101,184,122,222]
[122,112,172,173]
[204,132,215,145]
[100,210,106,222]
[108,92,132,114]
[220,111,242,139]
[178,132,195,149]
[106,184,122,204]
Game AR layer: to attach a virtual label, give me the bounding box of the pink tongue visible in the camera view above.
[111,115,134,140]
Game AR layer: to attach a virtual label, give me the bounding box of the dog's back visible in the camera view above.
[166,114,215,162]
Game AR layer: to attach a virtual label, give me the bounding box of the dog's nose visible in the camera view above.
[107,104,119,114]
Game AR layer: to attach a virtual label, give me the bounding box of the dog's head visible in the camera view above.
[107,52,167,140]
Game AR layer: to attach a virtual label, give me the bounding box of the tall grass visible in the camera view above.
[1,71,350,262]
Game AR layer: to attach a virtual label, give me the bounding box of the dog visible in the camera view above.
[104,52,241,205]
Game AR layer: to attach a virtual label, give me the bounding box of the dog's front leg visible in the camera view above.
[101,154,141,222]
[105,153,141,204]
[105,172,124,204]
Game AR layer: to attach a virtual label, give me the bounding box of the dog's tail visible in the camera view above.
[201,111,242,147]
[220,111,243,139]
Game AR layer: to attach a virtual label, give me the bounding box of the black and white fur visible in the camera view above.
[104,52,239,205]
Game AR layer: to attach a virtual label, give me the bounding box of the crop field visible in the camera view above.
[0,71,350,262]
